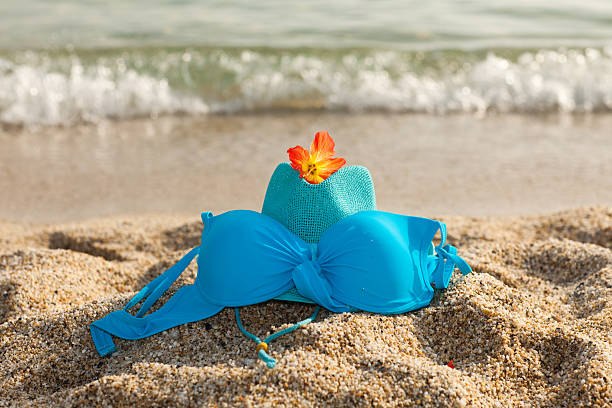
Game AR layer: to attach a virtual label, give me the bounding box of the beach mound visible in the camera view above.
[1,207,610,407]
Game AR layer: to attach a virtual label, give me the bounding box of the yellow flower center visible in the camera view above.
[306,161,318,176]
[302,156,320,177]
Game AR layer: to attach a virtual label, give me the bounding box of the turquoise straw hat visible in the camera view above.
[262,162,377,303]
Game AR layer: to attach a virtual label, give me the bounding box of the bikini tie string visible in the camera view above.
[234,306,320,368]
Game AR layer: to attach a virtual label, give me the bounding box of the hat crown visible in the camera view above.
[262,163,377,243]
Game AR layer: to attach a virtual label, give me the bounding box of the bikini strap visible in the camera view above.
[234,306,320,368]
[124,246,200,317]
[431,221,472,289]
[90,246,223,357]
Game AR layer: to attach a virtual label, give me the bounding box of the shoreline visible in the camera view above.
[1,112,611,223]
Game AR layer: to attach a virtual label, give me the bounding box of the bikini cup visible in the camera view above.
[196,209,468,314]
[90,209,471,364]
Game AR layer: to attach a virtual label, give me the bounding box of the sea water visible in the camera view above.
[1,0,612,125]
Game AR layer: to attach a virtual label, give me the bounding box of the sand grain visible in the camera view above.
[1,207,610,407]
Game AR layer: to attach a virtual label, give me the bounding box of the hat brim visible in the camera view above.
[273,287,315,304]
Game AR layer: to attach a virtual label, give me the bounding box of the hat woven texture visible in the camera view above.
[262,162,377,303]
[262,163,377,243]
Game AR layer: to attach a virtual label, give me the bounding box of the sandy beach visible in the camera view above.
[0,112,611,407]
[2,0,612,405]
[0,205,610,407]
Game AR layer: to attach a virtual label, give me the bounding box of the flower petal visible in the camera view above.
[316,157,346,178]
[310,131,335,161]
[287,145,309,172]
[287,131,346,183]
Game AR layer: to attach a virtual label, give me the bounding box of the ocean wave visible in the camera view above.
[1,47,612,125]
[0,57,208,126]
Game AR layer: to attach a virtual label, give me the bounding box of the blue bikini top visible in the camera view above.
[90,210,471,367]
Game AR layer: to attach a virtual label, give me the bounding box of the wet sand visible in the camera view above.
[1,113,611,222]
[0,113,611,407]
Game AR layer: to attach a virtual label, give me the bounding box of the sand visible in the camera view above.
[0,206,610,407]
[0,111,610,406]
[2,113,612,223]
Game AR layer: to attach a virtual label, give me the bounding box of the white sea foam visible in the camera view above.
[215,48,612,115]
[0,58,208,126]
[1,48,612,126]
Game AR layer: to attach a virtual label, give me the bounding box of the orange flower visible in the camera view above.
[287,131,346,184]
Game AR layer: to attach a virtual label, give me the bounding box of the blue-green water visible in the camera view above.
[1,0,612,125]
[2,0,612,50]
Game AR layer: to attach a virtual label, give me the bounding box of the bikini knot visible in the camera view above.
[291,259,350,312]
[294,259,321,275]
[256,342,268,353]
